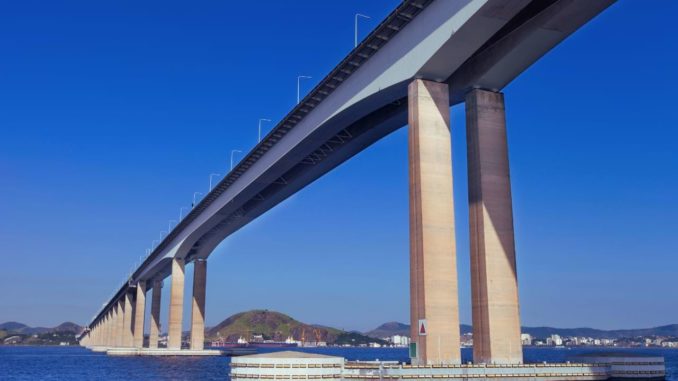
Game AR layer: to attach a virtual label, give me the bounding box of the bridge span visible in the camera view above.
[80,0,615,366]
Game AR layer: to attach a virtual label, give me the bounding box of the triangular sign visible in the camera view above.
[418,319,427,336]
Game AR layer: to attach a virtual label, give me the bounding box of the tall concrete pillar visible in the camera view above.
[190,259,207,350]
[133,281,147,348]
[148,279,162,349]
[465,89,522,364]
[103,313,109,347]
[168,258,185,350]
[112,307,117,347]
[122,292,135,347]
[91,324,97,346]
[106,311,113,347]
[408,79,461,365]
[115,300,124,347]
[111,304,117,347]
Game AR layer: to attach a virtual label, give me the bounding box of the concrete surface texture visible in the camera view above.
[133,282,146,348]
[466,89,523,364]
[148,279,162,349]
[408,79,460,365]
[167,258,185,350]
[190,259,207,350]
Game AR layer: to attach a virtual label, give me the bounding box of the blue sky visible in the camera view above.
[0,0,676,332]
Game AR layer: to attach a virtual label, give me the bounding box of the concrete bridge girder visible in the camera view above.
[135,0,616,282]
[132,0,534,283]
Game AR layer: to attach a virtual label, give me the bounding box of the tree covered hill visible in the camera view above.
[206,310,383,345]
[0,321,84,345]
[0,321,83,336]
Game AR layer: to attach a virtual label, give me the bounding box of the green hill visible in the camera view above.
[206,310,382,345]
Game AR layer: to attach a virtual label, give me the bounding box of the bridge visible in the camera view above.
[79,0,615,366]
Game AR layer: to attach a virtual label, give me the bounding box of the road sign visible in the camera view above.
[418,319,427,336]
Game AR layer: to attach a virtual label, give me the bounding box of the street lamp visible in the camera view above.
[297,75,312,104]
[355,13,371,47]
[168,220,176,232]
[193,192,203,208]
[230,150,242,171]
[152,239,159,249]
[209,173,221,191]
[258,118,272,142]
[179,206,189,220]
[159,230,167,240]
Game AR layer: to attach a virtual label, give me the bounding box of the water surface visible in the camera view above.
[0,346,675,380]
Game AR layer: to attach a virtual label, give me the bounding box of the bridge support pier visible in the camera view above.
[95,323,100,345]
[407,79,461,365]
[190,259,207,350]
[105,310,112,347]
[149,279,162,349]
[168,258,185,350]
[90,324,96,346]
[465,89,522,364]
[108,309,115,347]
[115,299,124,347]
[133,281,147,348]
[123,292,134,347]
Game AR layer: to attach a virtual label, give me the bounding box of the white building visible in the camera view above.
[390,335,410,346]
[550,334,563,346]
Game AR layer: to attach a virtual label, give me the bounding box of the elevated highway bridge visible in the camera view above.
[80,0,615,366]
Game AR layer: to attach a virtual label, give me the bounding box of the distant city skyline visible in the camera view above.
[1,0,676,332]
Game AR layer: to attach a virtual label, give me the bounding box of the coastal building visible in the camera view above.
[520,333,532,346]
[390,335,410,347]
[549,334,563,346]
[3,336,22,345]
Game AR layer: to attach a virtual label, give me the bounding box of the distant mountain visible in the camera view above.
[366,322,472,338]
[365,322,410,338]
[0,322,29,332]
[53,322,84,334]
[366,323,678,339]
[522,324,678,339]
[206,310,383,345]
[0,321,83,335]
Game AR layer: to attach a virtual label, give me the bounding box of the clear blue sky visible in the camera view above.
[1,0,676,332]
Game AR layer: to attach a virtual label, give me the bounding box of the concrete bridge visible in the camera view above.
[80,0,615,365]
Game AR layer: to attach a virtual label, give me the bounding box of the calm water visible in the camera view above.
[0,346,675,380]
